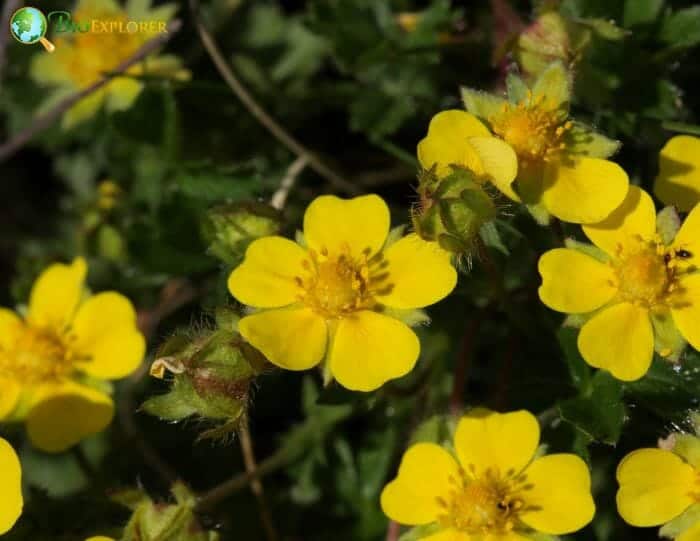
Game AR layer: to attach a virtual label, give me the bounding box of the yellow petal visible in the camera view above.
[28,257,87,331]
[380,443,459,525]
[616,448,696,527]
[678,521,700,541]
[329,311,419,391]
[538,248,616,313]
[30,48,74,86]
[0,438,22,535]
[417,110,491,178]
[71,292,145,380]
[304,195,390,257]
[467,136,520,201]
[655,135,700,212]
[239,307,327,370]
[672,273,700,351]
[421,530,472,541]
[582,186,657,257]
[453,409,540,477]
[377,234,457,309]
[673,202,700,268]
[0,308,21,353]
[541,157,629,224]
[106,77,144,111]
[85,537,115,541]
[27,382,114,453]
[229,236,307,308]
[578,302,654,381]
[520,454,595,535]
[0,379,21,421]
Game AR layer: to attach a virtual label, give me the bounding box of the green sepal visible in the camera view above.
[382,307,430,327]
[576,17,630,40]
[399,523,443,541]
[532,61,571,118]
[385,224,408,249]
[409,414,452,447]
[651,308,687,362]
[460,86,508,121]
[659,503,700,539]
[564,121,621,159]
[479,221,509,256]
[673,434,700,469]
[564,237,610,263]
[526,202,552,226]
[506,72,530,103]
[657,206,682,245]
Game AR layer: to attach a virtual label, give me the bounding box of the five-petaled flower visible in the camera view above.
[461,62,629,224]
[381,409,595,540]
[538,186,700,381]
[655,135,700,212]
[0,258,145,452]
[30,0,188,128]
[0,437,22,535]
[228,194,457,391]
[617,435,700,540]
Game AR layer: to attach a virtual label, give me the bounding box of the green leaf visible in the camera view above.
[176,171,260,202]
[623,0,664,28]
[577,17,630,40]
[479,221,509,256]
[556,327,592,390]
[660,6,700,49]
[558,371,626,444]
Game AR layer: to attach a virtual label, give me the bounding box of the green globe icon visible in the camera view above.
[9,7,55,52]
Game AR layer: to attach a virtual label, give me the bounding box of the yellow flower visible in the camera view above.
[417,109,520,201]
[228,194,457,391]
[538,186,700,381]
[381,409,595,539]
[29,0,188,128]
[462,63,629,224]
[86,537,115,541]
[655,135,700,212]
[617,442,700,540]
[0,437,22,535]
[0,258,145,452]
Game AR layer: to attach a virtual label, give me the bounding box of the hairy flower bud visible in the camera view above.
[201,202,282,265]
[114,483,219,541]
[412,167,498,257]
[143,309,267,440]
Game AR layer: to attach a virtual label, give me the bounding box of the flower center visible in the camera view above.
[436,466,531,535]
[0,324,77,384]
[611,237,684,308]
[489,95,571,164]
[296,246,390,318]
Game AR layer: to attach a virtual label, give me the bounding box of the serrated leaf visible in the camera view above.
[556,327,592,390]
[559,371,626,444]
[660,6,700,49]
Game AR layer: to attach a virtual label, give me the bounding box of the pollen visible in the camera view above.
[436,466,530,535]
[296,245,391,318]
[611,237,686,308]
[0,324,78,384]
[489,95,571,164]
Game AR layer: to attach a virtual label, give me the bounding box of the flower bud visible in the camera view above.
[143,309,267,440]
[412,167,497,256]
[114,482,219,541]
[201,202,282,265]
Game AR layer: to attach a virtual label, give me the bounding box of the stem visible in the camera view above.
[385,520,400,541]
[195,447,290,512]
[239,415,279,541]
[0,19,182,162]
[189,0,358,195]
[270,156,307,210]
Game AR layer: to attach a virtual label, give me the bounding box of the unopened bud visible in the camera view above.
[202,202,282,265]
[412,167,497,256]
